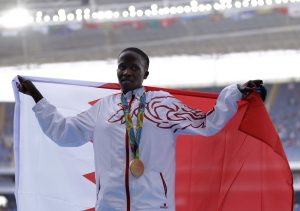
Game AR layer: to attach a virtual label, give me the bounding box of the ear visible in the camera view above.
[144,71,149,79]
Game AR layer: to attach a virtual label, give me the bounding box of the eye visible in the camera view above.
[130,64,140,71]
[118,63,126,71]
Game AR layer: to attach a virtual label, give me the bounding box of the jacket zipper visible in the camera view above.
[160,172,168,198]
[125,95,135,211]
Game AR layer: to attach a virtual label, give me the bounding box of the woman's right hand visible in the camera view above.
[17,75,44,103]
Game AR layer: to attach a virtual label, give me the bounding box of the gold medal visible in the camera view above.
[129,159,144,177]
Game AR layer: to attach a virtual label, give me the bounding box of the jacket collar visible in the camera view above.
[122,86,145,101]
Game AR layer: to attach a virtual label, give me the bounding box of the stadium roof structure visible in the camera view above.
[0,0,300,66]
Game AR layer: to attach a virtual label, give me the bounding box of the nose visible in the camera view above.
[122,67,132,76]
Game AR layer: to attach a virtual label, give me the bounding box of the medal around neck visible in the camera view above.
[121,93,147,177]
[129,159,144,177]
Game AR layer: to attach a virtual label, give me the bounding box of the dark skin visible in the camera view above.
[17,76,43,103]
[238,79,267,101]
[117,51,149,94]
[17,49,266,101]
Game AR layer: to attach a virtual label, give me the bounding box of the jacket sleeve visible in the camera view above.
[32,98,101,147]
[165,84,242,136]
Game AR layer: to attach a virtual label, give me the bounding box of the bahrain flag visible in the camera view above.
[12,76,293,211]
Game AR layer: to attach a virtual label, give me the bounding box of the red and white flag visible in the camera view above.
[13,76,293,211]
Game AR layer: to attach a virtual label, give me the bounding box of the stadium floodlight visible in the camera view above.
[129,5,136,11]
[251,0,258,7]
[191,5,198,12]
[170,6,177,14]
[190,0,198,7]
[0,7,33,28]
[58,9,66,16]
[205,4,212,11]
[122,11,129,17]
[220,0,233,8]
[67,13,75,21]
[76,9,82,15]
[84,8,91,14]
[191,7,198,12]
[59,13,67,22]
[36,16,42,23]
[0,196,8,207]
[258,0,265,6]
[266,0,273,4]
[176,6,184,14]
[145,9,152,16]
[235,1,242,8]
[76,14,83,21]
[158,8,165,15]
[275,0,282,4]
[113,11,120,18]
[92,12,98,19]
[137,10,143,17]
[84,13,91,20]
[43,15,51,22]
[105,10,113,19]
[219,4,226,10]
[243,1,250,7]
[98,11,105,19]
[130,11,136,17]
[226,3,233,8]
[282,0,288,3]
[164,7,170,15]
[36,11,43,17]
[151,10,158,16]
[184,6,192,13]
[53,15,59,22]
[198,4,205,11]
[151,4,158,10]
[213,3,221,10]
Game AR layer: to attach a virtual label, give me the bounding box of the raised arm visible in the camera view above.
[164,80,266,136]
[17,76,100,147]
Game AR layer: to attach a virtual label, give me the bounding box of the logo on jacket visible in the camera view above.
[160,203,168,209]
[108,95,206,133]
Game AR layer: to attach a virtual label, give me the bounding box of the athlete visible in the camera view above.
[17,47,266,211]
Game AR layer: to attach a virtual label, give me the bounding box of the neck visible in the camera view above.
[122,86,143,94]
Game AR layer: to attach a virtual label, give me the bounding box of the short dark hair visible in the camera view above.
[119,47,150,71]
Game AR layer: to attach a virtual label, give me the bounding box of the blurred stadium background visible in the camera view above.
[0,0,300,210]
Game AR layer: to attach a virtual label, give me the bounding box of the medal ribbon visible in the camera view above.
[121,93,146,159]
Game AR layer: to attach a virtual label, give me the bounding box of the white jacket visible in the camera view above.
[32,84,242,211]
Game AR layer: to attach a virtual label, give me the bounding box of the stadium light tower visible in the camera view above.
[0,7,33,28]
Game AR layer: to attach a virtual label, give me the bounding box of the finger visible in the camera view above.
[252,80,263,86]
[242,92,251,99]
[242,88,256,99]
[17,75,32,87]
[244,87,255,92]
[16,82,21,90]
[16,82,25,93]
[245,80,256,88]
[17,75,25,83]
